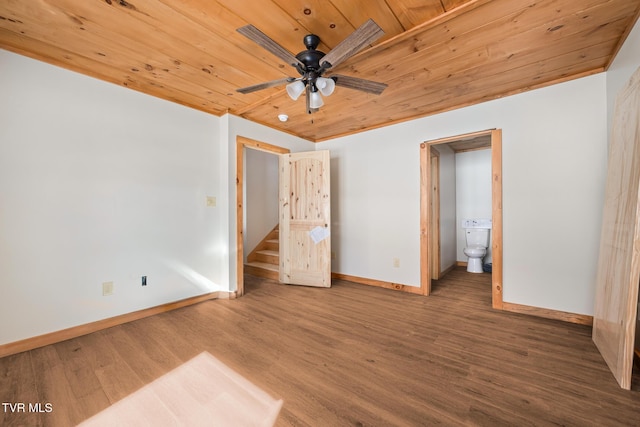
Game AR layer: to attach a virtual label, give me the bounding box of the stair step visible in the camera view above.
[245,262,279,280]
[258,249,278,256]
[247,260,278,270]
[245,225,279,272]
[264,239,279,251]
[255,249,279,264]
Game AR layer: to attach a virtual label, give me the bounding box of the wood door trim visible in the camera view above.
[419,143,431,295]
[420,129,503,308]
[237,136,290,155]
[430,148,441,280]
[425,129,496,145]
[236,136,289,296]
[490,129,503,308]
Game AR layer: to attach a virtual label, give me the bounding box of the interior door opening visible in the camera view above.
[236,137,332,295]
[420,129,503,308]
[236,136,289,296]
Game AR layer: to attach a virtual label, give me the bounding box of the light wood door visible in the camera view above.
[592,66,640,390]
[279,150,331,287]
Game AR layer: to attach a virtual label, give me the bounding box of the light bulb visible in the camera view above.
[316,77,335,96]
[286,80,305,101]
[309,91,324,109]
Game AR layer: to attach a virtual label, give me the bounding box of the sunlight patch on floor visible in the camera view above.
[78,352,282,426]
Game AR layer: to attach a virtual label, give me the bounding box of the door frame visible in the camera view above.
[430,147,441,280]
[235,136,289,296]
[419,129,503,309]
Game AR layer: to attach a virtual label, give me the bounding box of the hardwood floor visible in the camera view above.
[2,267,639,426]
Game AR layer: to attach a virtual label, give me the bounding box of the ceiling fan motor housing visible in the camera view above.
[296,34,326,75]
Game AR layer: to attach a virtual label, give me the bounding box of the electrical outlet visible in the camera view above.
[142,276,147,286]
[393,258,400,268]
[331,251,336,259]
[102,281,114,296]
[206,196,216,207]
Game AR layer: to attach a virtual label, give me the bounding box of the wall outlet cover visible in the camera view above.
[102,281,114,296]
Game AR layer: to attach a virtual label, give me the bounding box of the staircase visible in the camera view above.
[244,225,279,280]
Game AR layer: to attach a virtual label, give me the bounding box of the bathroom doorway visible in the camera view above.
[419,129,503,309]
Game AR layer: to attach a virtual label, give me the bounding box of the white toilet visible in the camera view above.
[462,219,492,273]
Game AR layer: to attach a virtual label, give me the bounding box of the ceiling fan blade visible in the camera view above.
[236,77,295,94]
[332,74,387,95]
[237,25,303,68]
[320,19,384,70]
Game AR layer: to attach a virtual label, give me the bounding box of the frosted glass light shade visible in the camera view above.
[309,91,324,108]
[286,80,305,101]
[316,77,335,96]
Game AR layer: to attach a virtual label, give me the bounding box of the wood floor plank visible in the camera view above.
[0,352,42,427]
[28,345,88,426]
[1,267,639,425]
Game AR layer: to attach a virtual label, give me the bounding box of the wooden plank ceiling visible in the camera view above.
[1,0,639,142]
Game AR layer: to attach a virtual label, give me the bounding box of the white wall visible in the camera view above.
[455,149,492,262]
[318,73,608,315]
[0,50,223,345]
[244,148,279,260]
[324,133,421,285]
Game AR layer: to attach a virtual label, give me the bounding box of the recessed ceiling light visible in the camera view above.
[278,114,289,122]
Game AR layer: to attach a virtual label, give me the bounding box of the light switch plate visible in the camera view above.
[102,281,113,296]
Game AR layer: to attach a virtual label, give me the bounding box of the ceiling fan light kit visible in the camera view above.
[236,19,388,115]
[309,90,324,109]
[316,77,335,96]
[286,80,306,100]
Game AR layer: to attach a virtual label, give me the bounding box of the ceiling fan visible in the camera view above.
[236,19,388,114]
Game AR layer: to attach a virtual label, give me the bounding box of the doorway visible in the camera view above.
[235,136,289,296]
[420,129,503,308]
